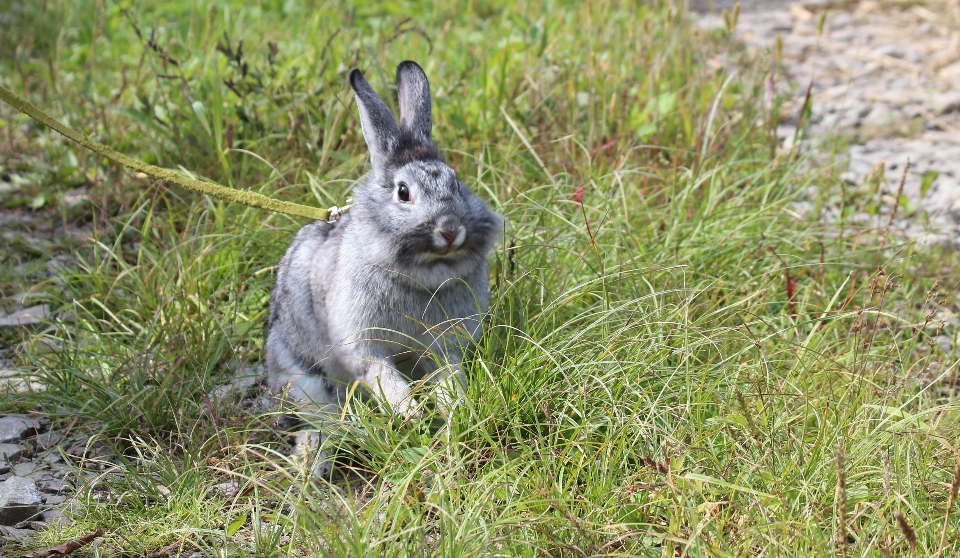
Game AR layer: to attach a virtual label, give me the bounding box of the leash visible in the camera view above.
[0,85,348,222]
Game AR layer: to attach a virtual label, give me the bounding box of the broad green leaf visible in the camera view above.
[227,513,247,536]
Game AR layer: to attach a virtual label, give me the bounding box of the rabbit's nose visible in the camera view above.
[435,223,466,250]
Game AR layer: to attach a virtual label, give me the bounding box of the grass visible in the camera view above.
[1,0,960,555]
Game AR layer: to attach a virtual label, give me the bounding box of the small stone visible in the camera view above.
[38,478,66,494]
[41,508,70,526]
[64,436,90,460]
[873,44,906,60]
[931,93,960,116]
[57,187,89,209]
[212,364,265,401]
[32,431,66,451]
[43,494,66,505]
[0,476,42,525]
[0,416,41,444]
[936,335,953,352]
[861,104,905,129]
[41,451,63,465]
[0,444,22,463]
[211,481,239,498]
[0,525,31,541]
[28,520,47,531]
[939,61,960,82]
[12,462,39,477]
[0,305,50,327]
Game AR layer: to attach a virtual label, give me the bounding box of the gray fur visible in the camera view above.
[266,61,503,478]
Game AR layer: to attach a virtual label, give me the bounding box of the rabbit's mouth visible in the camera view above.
[431,224,467,255]
[433,246,460,257]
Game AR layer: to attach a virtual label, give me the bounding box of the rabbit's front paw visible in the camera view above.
[293,431,335,479]
[391,395,423,420]
[433,386,461,420]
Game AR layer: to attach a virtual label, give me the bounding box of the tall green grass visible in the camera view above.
[2,0,959,556]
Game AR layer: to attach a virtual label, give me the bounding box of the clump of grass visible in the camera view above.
[938,450,960,558]
[1,0,960,556]
[836,440,847,554]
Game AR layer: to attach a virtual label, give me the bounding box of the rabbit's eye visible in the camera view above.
[397,182,410,202]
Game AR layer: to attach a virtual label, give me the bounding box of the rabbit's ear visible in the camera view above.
[350,68,401,169]
[396,61,432,144]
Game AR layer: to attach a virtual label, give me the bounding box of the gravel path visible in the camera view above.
[698,0,960,246]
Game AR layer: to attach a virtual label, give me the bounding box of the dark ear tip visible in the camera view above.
[348,68,364,90]
[396,60,425,79]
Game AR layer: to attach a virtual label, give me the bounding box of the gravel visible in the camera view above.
[697,1,960,245]
[0,304,50,328]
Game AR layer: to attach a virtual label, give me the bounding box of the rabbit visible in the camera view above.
[265,60,503,478]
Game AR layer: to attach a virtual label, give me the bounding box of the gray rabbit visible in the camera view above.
[266,61,502,477]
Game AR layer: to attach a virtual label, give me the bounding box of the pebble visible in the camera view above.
[0,305,50,327]
[12,462,39,478]
[211,480,239,498]
[0,416,41,444]
[41,450,63,465]
[42,494,67,506]
[0,525,31,541]
[41,508,70,526]
[212,363,266,401]
[32,431,67,451]
[936,335,953,352]
[0,476,42,525]
[37,478,66,494]
[0,444,23,465]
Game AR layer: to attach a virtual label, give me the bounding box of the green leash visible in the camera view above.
[0,84,340,221]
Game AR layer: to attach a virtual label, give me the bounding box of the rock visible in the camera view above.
[32,431,66,451]
[211,481,239,498]
[57,187,89,209]
[0,304,50,327]
[41,508,70,526]
[874,44,907,60]
[12,462,39,477]
[41,451,63,465]
[38,478,66,494]
[932,94,960,116]
[66,436,116,461]
[0,524,31,541]
[0,476,42,525]
[43,494,66,505]
[64,437,115,462]
[212,364,265,401]
[861,104,905,129]
[939,61,960,82]
[936,335,953,352]
[0,416,41,444]
[0,444,22,463]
